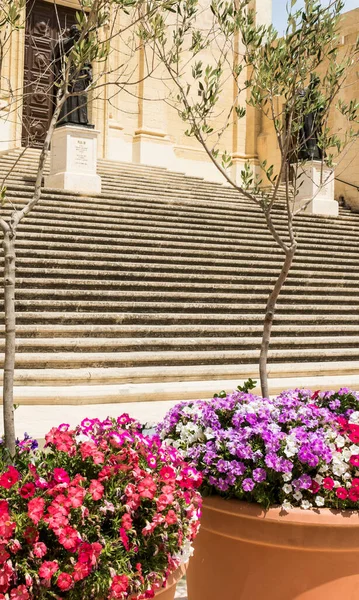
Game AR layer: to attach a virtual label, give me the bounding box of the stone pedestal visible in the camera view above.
[45,125,101,194]
[294,161,338,217]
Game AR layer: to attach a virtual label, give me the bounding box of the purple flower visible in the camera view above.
[253,468,267,483]
[242,478,255,492]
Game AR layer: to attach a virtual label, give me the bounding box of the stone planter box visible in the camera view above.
[187,497,359,600]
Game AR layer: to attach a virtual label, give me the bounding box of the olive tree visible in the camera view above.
[142,0,359,397]
[0,0,175,454]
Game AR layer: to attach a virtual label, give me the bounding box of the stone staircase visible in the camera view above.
[1,147,359,404]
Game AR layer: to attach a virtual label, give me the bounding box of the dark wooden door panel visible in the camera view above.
[22,0,77,147]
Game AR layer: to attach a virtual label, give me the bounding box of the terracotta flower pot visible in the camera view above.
[187,497,359,600]
[155,564,187,600]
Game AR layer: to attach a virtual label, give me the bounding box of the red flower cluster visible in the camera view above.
[0,415,202,599]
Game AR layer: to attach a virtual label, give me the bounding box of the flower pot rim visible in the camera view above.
[203,495,359,526]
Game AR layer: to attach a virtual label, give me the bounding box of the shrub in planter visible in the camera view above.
[0,415,202,599]
[158,388,359,600]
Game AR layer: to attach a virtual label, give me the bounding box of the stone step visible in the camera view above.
[3,335,359,353]
[13,269,359,284]
[10,220,359,248]
[7,239,359,264]
[9,288,359,304]
[0,347,359,369]
[9,223,359,252]
[1,190,353,234]
[3,359,359,388]
[5,256,356,275]
[3,323,359,338]
[2,205,356,243]
[12,277,359,294]
[3,248,359,269]
[2,299,358,312]
[2,311,359,325]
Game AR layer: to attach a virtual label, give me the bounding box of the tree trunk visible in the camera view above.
[2,230,16,455]
[259,246,296,399]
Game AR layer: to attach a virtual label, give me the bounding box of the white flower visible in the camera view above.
[335,435,346,448]
[332,455,348,476]
[349,411,359,424]
[293,491,303,501]
[174,539,194,565]
[281,500,292,512]
[282,473,292,482]
[282,484,293,494]
[314,475,323,485]
[319,464,329,473]
[315,496,325,507]
[284,445,297,458]
[342,448,351,461]
[204,427,215,439]
[75,433,90,443]
[349,445,359,455]
[343,472,351,480]
[301,500,312,510]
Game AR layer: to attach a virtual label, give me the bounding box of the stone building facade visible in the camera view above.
[0,0,357,197]
[0,0,271,182]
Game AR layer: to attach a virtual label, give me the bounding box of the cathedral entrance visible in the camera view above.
[22,0,77,147]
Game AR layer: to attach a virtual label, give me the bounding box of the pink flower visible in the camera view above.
[39,560,58,580]
[109,574,129,598]
[310,480,320,494]
[57,572,73,591]
[0,569,9,593]
[58,526,80,551]
[9,540,21,554]
[119,527,130,551]
[348,487,359,502]
[68,485,86,508]
[73,561,91,582]
[0,502,8,516]
[23,526,39,545]
[121,513,132,531]
[77,541,102,566]
[0,516,15,540]
[159,466,176,482]
[89,480,104,501]
[53,468,70,484]
[165,510,178,525]
[28,497,45,525]
[33,542,47,558]
[0,546,9,564]
[10,585,29,600]
[117,414,131,425]
[138,476,156,500]
[323,477,334,490]
[0,466,20,489]
[336,487,348,500]
[350,455,359,467]
[19,483,36,499]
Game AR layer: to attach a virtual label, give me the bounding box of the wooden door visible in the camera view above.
[22,0,77,147]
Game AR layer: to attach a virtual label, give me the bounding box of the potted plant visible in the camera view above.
[0,414,202,599]
[158,387,359,600]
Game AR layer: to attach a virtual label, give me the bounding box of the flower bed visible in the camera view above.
[158,387,359,510]
[158,387,359,600]
[0,415,202,599]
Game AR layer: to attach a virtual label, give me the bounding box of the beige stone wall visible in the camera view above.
[1,0,273,183]
[257,8,359,197]
[332,9,359,209]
